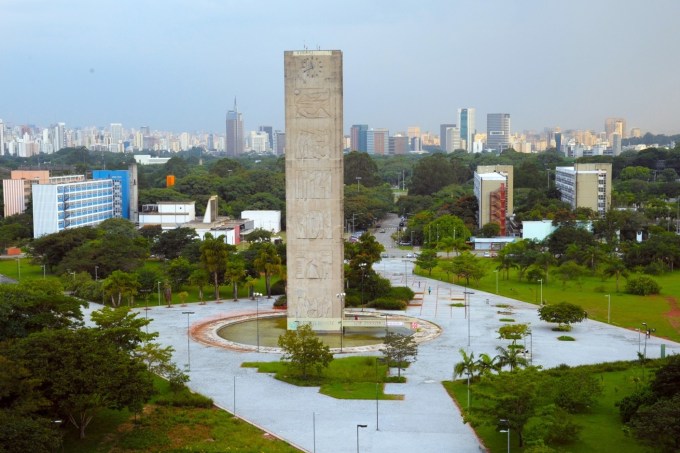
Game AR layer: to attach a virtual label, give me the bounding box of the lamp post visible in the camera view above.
[466,370,472,409]
[157,281,162,306]
[254,292,262,351]
[403,259,408,286]
[538,279,543,305]
[336,292,346,352]
[16,256,20,280]
[637,328,641,354]
[494,269,499,294]
[499,419,510,453]
[605,294,611,323]
[356,424,367,452]
[464,288,475,348]
[356,176,362,191]
[41,264,46,279]
[181,311,194,371]
[643,323,655,361]
[359,263,367,311]
[95,265,99,282]
[526,331,533,366]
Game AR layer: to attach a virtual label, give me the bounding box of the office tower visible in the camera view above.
[350,124,368,152]
[555,163,612,216]
[0,119,4,155]
[458,108,476,152]
[226,99,244,156]
[284,49,344,331]
[630,127,642,138]
[612,133,622,156]
[389,135,409,155]
[207,134,215,151]
[52,122,66,152]
[248,131,269,152]
[274,131,286,155]
[259,125,274,150]
[445,127,462,153]
[605,117,626,141]
[474,165,514,235]
[439,123,455,152]
[487,113,511,152]
[555,132,562,153]
[111,123,123,152]
[366,128,388,155]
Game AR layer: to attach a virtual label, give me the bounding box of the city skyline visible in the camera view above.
[2,1,680,135]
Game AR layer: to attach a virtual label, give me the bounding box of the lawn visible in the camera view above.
[443,361,657,453]
[243,356,404,400]
[417,258,680,342]
[61,376,299,452]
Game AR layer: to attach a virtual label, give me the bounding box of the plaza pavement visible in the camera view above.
[84,256,680,453]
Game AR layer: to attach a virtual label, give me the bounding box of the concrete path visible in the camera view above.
[83,258,680,453]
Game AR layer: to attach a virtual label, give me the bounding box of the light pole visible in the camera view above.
[356,176,362,191]
[336,292,346,352]
[16,257,20,280]
[41,264,46,279]
[157,281,161,306]
[359,263,367,311]
[605,294,611,323]
[637,328,641,354]
[466,370,472,409]
[254,292,262,351]
[181,311,194,371]
[356,424,367,452]
[499,419,510,453]
[403,259,408,286]
[643,323,655,361]
[494,269,499,294]
[526,331,533,366]
[538,279,543,305]
[95,265,99,282]
[464,288,475,348]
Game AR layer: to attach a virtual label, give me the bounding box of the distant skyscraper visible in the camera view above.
[226,98,244,156]
[259,125,274,151]
[111,123,123,152]
[445,127,462,152]
[52,123,66,152]
[440,123,455,152]
[555,132,562,153]
[0,119,4,155]
[605,117,626,142]
[350,124,368,152]
[274,131,286,155]
[366,128,388,155]
[458,108,476,152]
[487,113,511,152]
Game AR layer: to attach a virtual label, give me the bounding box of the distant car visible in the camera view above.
[406,253,414,258]
[381,253,389,258]
[380,229,386,233]
[376,224,382,228]
[483,251,490,257]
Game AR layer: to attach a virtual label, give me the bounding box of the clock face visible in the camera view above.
[300,56,323,79]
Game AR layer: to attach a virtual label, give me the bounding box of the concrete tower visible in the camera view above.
[284,50,344,331]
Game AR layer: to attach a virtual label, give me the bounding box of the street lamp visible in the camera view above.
[157,281,162,306]
[359,263,367,311]
[538,279,543,305]
[637,328,641,354]
[499,419,510,453]
[466,370,472,409]
[181,311,195,371]
[336,292,346,352]
[41,264,46,279]
[605,294,611,323]
[95,265,99,282]
[254,292,263,351]
[643,323,655,361]
[356,424,367,452]
[356,176,362,191]
[464,288,475,348]
[16,257,20,280]
[494,269,499,294]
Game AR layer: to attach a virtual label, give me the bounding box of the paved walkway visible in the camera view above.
[84,257,680,453]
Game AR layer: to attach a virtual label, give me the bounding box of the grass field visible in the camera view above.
[243,356,404,400]
[417,258,680,342]
[61,377,299,452]
[443,362,657,453]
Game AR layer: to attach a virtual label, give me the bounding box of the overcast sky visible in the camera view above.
[2,0,679,136]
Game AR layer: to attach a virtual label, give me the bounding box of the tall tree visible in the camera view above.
[200,234,230,301]
[253,242,282,298]
[381,333,418,378]
[102,271,139,307]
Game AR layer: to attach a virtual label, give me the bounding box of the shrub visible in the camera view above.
[273,296,287,307]
[371,298,407,310]
[625,275,661,295]
[389,286,415,302]
[156,388,213,408]
[552,325,572,332]
[557,336,575,341]
[499,318,515,322]
[270,279,286,295]
[643,261,665,276]
[385,376,406,383]
[344,293,362,307]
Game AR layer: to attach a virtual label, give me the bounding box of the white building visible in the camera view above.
[240,210,281,233]
[139,201,196,228]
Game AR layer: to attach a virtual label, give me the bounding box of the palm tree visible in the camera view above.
[224,256,247,301]
[476,353,500,378]
[603,257,629,293]
[102,270,139,307]
[495,345,528,372]
[453,348,477,380]
[189,268,210,304]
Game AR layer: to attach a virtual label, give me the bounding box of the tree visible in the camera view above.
[630,394,680,452]
[152,227,198,260]
[495,345,529,372]
[625,275,661,295]
[102,270,140,307]
[602,257,629,293]
[253,242,282,298]
[450,252,486,285]
[409,153,455,196]
[200,234,230,301]
[90,306,156,352]
[278,324,333,380]
[454,348,477,380]
[480,222,501,238]
[381,332,418,378]
[498,323,530,346]
[538,302,586,331]
[415,249,438,276]
[476,353,500,378]
[189,268,210,303]
[166,256,193,291]
[550,261,587,289]
[224,254,247,301]
[12,328,153,439]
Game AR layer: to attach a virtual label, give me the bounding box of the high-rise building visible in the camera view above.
[605,117,626,141]
[389,135,409,155]
[487,114,511,152]
[0,119,5,155]
[52,122,66,152]
[259,126,274,150]
[440,123,456,152]
[366,128,388,155]
[350,124,368,152]
[2,170,50,217]
[474,165,513,235]
[274,131,286,155]
[110,123,123,152]
[612,133,622,156]
[555,163,612,217]
[226,99,244,156]
[248,131,269,152]
[458,108,476,152]
[445,127,462,153]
